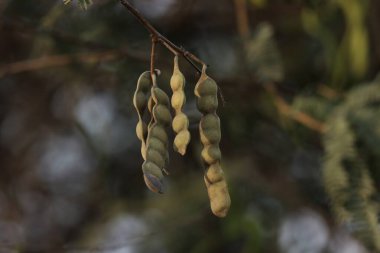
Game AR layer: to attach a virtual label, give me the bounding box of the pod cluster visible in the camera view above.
[133,58,230,217]
[195,67,231,218]
[170,56,190,155]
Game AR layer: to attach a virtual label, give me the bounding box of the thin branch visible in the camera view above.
[317,84,341,100]
[233,0,250,39]
[119,0,205,74]
[0,50,122,77]
[150,36,157,83]
[265,83,326,133]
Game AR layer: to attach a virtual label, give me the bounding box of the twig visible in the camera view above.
[119,0,205,74]
[150,36,157,83]
[266,83,326,133]
[0,50,122,77]
[233,0,250,39]
[317,84,341,100]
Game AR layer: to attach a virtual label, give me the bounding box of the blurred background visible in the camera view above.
[1,0,380,252]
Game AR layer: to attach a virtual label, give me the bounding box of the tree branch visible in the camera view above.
[266,83,326,133]
[0,51,123,77]
[120,0,206,73]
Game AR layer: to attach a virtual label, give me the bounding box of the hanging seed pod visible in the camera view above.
[195,66,231,218]
[142,74,172,193]
[133,71,152,160]
[170,55,190,155]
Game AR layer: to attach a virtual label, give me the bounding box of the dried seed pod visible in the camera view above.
[171,91,186,109]
[195,66,231,217]
[133,71,152,160]
[170,56,190,155]
[204,163,230,217]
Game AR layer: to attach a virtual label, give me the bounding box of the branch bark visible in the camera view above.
[120,0,206,73]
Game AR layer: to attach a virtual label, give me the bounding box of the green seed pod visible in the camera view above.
[197,95,218,113]
[149,124,168,144]
[142,74,172,193]
[195,66,230,217]
[194,72,218,98]
[133,71,152,161]
[146,147,166,168]
[147,138,166,156]
[200,114,220,130]
[133,92,147,112]
[152,87,170,106]
[133,71,151,112]
[142,161,164,194]
[201,145,221,164]
[153,104,172,126]
[200,128,221,145]
[199,114,221,144]
[137,71,151,92]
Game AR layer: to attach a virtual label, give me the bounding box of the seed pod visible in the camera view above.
[197,95,218,113]
[172,112,188,132]
[195,66,231,217]
[142,74,172,193]
[201,146,221,164]
[194,74,218,98]
[152,87,170,106]
[142,161,164,193]
[200,114,221,145]
[133,71,152,159]
[153,104,172,126]
[174,130,191,155]
[171,91,186,110]
[170,55,191,155]
[146,148,166,168]
[204,166,231,217]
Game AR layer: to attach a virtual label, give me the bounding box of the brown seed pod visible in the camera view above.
[195,66,231,217]
[170,55,190,155]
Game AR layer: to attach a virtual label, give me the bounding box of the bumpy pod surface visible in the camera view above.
[204,163,230,217]
[133,71,151,160]
[195,68,231,218]
[143,81,172,193]
[170,56,190,155]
